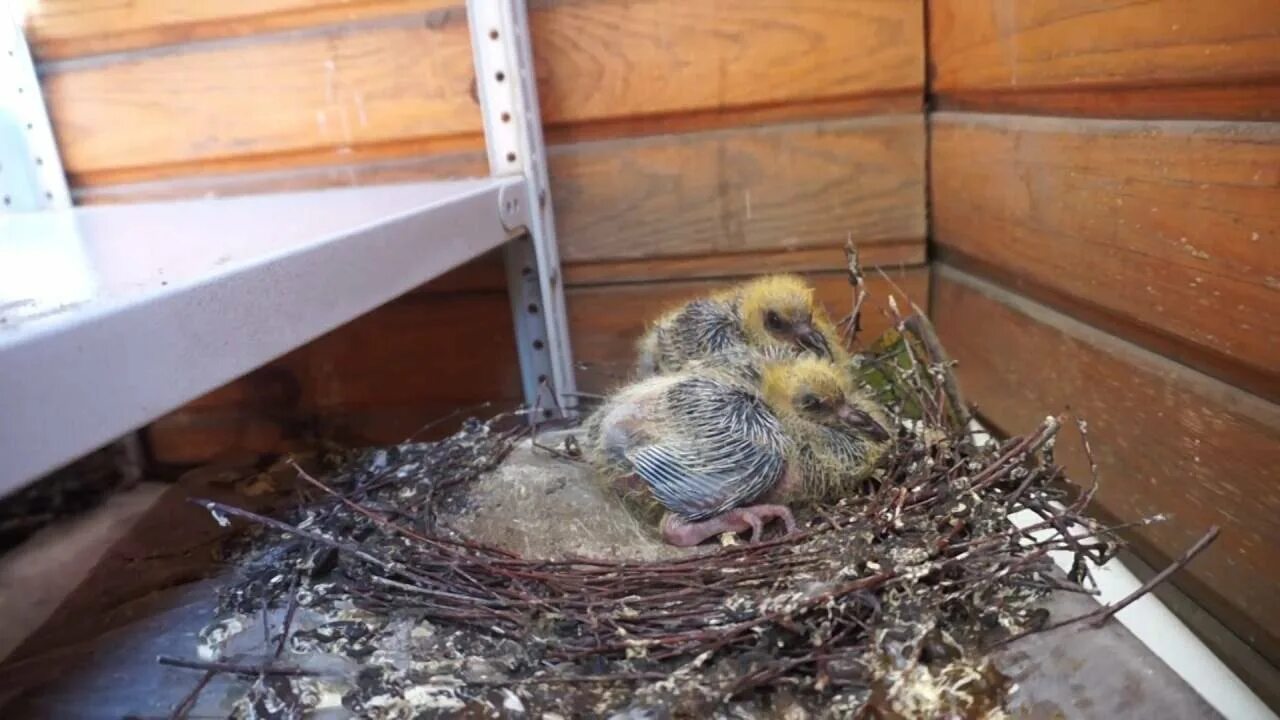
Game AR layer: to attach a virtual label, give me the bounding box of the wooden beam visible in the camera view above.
[43,0,923,184]
[932,265,1280,665]
[552,115,926,264]
[563,243,924,287]
[23,0,458,60]
[929,0,1280,119]
[931,113,1280,401]
[75,116,927,277]
[935,83,1280,122]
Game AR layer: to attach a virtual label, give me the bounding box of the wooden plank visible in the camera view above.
[41,12,481,186]
[43,0,923,184]
[24,0,455,60]
[544,91,923,146]
[552,115,926,264]
[931,113,1280,401]
[72,147,491,206]
[568,269,930,393]
[149,268,928,462]
[937,83,1280,122]
[929,0,1280,118]
[562,243,924,286]
[147,285,522,463]
[530,0,922,126]
[76,116,925,270]
[932,266,1280,665]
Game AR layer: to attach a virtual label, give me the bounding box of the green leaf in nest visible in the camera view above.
[849,328,926,420]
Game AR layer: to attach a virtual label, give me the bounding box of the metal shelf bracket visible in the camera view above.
[1,17,70,212]
[468,0,579,419]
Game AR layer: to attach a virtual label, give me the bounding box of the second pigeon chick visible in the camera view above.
[635,274,846,378]
[584,353,890,546]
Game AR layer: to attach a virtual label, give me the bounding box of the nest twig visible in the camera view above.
[168,276,1217,719]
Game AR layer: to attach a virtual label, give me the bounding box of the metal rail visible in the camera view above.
[469,0,578,419]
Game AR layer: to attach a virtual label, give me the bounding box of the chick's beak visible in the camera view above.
[793,322,832,359]
[837,404,891,441]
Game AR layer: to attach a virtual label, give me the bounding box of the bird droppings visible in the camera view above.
[169,311,1212,719]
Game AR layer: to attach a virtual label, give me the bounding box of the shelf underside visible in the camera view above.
[0,176,526,494]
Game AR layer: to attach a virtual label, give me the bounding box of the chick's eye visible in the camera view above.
[765,311,785,331]
[799,393,822,410]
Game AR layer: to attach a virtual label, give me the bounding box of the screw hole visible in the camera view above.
[537,374,548,383]
[3,196,10,206]
[495,71,505,82]
[489,29,499,40]
[35,157,43,166]
[522,266,533,277]
[527,303,539,314]
[506,151,517,163]
[543,409,554,419]
[44,191,53,200]
[532,339,545,350]
[501,111,511,123]
[26,123,33,130]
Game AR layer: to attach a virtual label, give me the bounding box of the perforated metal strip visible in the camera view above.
[1,17,69,212]
[468,0,578,418]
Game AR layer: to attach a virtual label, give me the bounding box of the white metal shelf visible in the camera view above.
[0,177,528,494]
[1,0,579,497]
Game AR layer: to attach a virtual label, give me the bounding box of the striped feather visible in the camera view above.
[625,373,786,521]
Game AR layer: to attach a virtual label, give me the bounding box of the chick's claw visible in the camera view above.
[745,503,798,538]
[661,504,795,547]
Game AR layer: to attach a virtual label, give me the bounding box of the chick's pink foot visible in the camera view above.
[661,504,796,547]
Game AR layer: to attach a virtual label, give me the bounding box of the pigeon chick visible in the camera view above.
[583,354,890,546]
[635,274,846,377]
[758,356,893,503]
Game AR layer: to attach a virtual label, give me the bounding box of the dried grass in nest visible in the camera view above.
[177,252,1217,719]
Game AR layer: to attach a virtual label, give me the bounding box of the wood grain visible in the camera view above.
[42,11,480,185]
[530,0,922,127]
[569,269,930,394]
[24,0,455,60]
[43,0,923,184]
[931,113,1280,401]
[72,148,491,206]
[552,115,926,263]
[929,0,1280,118]
[932,266,1280,664]
[562,243,924,286]
[937,82,1280,122]
[77,116,927,271]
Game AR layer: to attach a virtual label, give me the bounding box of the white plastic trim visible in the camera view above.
[968,422,1275,720]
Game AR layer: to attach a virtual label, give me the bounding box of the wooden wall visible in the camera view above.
[24,1,929,459]
[927,0,1280,681]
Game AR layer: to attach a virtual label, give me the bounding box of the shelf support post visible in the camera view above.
[468,0,579,420]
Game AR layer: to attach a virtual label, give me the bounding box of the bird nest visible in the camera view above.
[181,258,1215,720]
